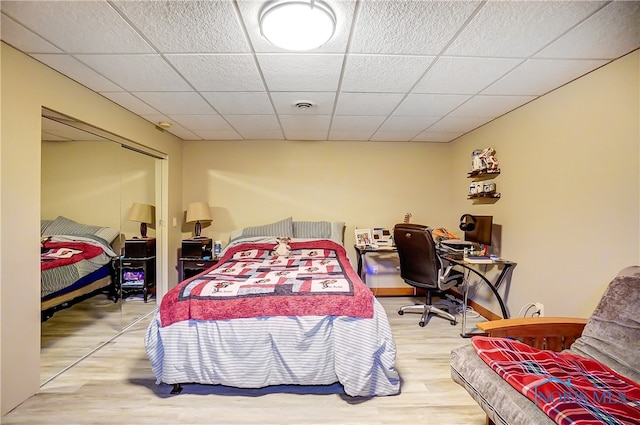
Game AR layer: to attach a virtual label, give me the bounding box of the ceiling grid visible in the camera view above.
[1,0,638,143]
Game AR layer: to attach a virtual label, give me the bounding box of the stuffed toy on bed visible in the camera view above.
[273,237,291,257]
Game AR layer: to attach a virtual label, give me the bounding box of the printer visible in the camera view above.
[438,239,475,258]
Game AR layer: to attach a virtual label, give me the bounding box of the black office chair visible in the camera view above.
[393,223,464,327]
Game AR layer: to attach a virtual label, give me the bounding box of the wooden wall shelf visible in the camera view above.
[467,169,501,181]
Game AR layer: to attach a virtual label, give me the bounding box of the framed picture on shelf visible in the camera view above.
[355,229,372,247]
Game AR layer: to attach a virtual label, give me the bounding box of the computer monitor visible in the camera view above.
[464,215,493,246]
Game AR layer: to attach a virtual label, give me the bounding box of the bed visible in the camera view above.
[145,218,400,397]
[40,216,120,320]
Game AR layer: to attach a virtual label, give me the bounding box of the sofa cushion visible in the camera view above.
[450,344,554,425]
[569,265,640,383]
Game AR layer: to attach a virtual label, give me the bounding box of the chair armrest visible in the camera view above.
[477,317,588,351]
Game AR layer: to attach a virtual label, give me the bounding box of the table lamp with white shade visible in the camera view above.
[127,202,154,238]
[186,202,213,238]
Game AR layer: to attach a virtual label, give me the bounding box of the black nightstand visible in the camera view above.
[119,256,156,302]
[177,248,218,282]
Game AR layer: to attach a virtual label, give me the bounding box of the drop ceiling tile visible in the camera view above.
[99,92,160,116]
[413,131,465,143]
[140,113,171,126]
[279,114,332,131]
[32,54,122,91]
[331,116,387,131]
[394,94,471,116]
[201,92,274,115]
[450,95,536,118]
[170,130,201,140]
[413,57,523,94]
[483,58,609,96]
[166,54,264,91]
[328,130,376,141]
[193,129,242,140]
[270,92,336,115]
[168,115,229,131]
[378,116,439,132]
[134,92,216,115]
[536,1,640,59]
[75,54,191,91]
[370,130,422,142]
[426,116,492,133]
[1,0,153,53]
[1,14,63,53]
[112,1,249,53]
[335,93,405,116]
[257,54,343,91]
[237,0,355,53]
[145,118,200,140]
[283,129,330,141]
[350,1,480,54]
[223,115,281,130]
[6,0,638,144]
[446,1,606,57]
[237,130,285,140]
[341,55,435,92]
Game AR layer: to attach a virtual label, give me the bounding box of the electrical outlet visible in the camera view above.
[534,302,544,317]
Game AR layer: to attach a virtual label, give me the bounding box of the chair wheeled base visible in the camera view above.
[398,292,457,327]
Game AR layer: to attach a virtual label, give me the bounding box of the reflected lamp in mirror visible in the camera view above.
[186,202,213,238]
[127,202,154,238]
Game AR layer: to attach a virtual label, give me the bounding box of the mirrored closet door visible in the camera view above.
[40,108,162,384]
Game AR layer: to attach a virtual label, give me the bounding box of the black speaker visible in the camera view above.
[459,214,477,232]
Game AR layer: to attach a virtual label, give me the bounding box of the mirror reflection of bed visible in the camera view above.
[40,109,159,384]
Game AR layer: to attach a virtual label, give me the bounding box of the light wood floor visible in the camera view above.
[5,297,487,424]
[40,293,156,384]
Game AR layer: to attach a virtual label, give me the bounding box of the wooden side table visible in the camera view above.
[177,251,218,282]
[120,256,156,302]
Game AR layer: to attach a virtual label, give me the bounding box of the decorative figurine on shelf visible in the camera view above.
[471,147,500,173]
[479,147,499,171]
[471,149,484,171]
[273,237,292,257]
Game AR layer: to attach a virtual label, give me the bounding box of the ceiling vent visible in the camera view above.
[294,101,314,110]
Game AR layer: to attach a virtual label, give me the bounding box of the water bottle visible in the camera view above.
[214,240,222,257]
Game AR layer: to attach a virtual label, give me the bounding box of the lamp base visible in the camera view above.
[140,222,148,238]
[194,221,202,238]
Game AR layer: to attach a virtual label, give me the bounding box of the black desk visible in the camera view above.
[442,255,516,338]
[353,245,398,284]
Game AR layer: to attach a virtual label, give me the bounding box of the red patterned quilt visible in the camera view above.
[160,240,374,327]
[472,336,640,425]
[41,241,104,271]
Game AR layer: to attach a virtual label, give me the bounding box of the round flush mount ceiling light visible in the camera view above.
[259,0,336,51]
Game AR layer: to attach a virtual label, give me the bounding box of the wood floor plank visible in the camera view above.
[5,297,486,424]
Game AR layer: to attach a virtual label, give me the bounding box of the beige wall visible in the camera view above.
[449,50,640,318]
[41,140,157,240]
[181,140,453,261]
[184,51,639,321]
[0,43,184,415]
[1,40,638,415]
